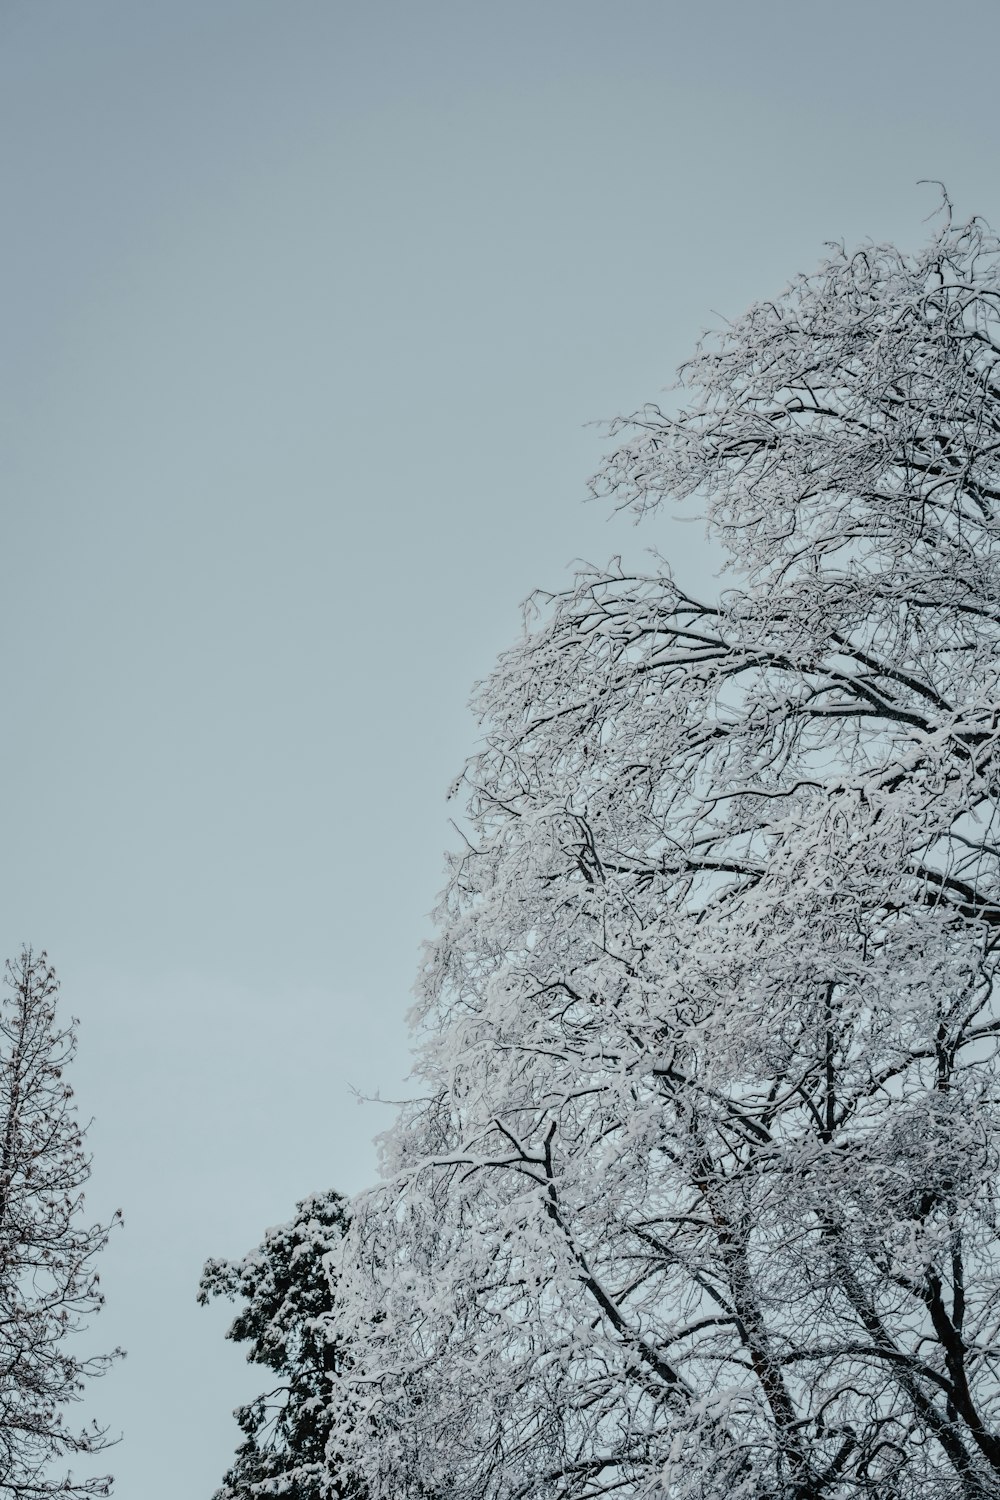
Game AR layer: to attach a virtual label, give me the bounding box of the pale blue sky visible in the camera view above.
[3,3,1000,1495]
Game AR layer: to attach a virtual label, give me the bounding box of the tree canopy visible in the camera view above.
[326,209,1000,1500]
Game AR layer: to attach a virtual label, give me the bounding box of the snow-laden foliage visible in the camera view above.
[199,1190,361,1500]
[0,950,121,1498]
[333,211,1000,1500]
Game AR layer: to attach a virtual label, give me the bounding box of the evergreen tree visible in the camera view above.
[199,1189,359,1500]
[0,949,121,1498]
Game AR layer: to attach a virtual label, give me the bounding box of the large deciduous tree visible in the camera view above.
[332,208,1000,1500]
[0,949,121,1498]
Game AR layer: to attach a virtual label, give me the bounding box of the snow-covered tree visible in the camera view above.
[199,1189,361,1500]
[0,949,121,1498]
[328,207,1000,1500]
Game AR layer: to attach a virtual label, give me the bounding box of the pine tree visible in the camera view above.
[199,1189,360,1500]
[0,949,121,1498]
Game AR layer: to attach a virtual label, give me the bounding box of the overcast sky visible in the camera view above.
[4,3,1000,1495]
